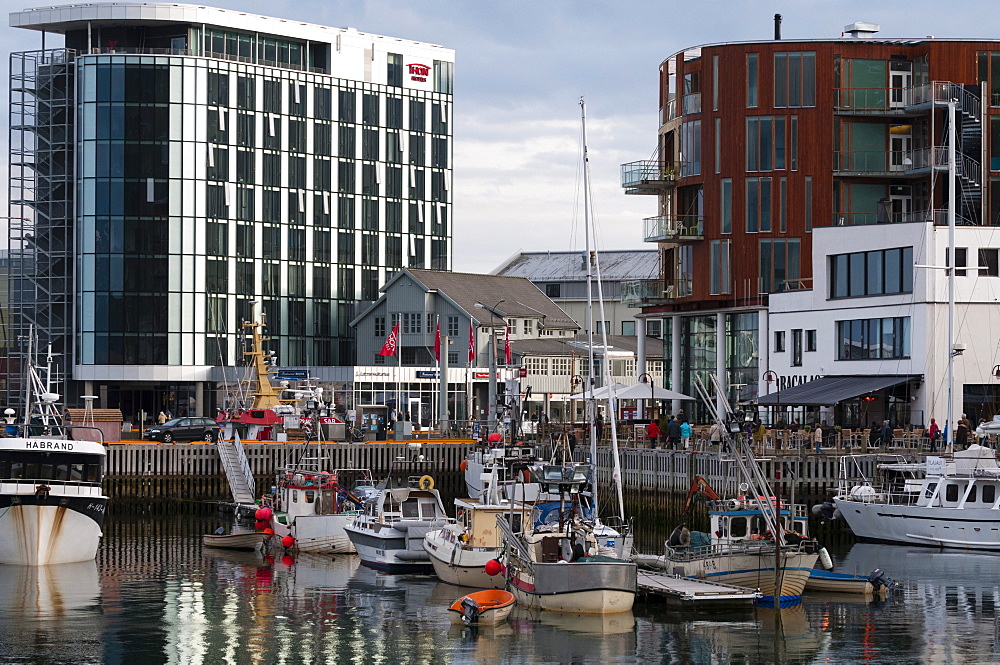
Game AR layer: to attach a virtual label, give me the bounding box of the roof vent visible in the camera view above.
[843,21,880,39]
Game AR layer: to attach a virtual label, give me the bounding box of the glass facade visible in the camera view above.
[726,312,759,405]
[74,52,453,369]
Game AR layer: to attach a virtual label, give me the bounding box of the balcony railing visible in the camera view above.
[620,278,691,305]
[833,150,904,174]
[908,81,981,118]
[682,93,702,115]
[832,209,968,227]
[81,46,328,74]
[621,160,682,191]
[643,215,704,242]
[834,87,910,111]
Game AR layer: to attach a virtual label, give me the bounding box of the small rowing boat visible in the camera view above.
[805,568,895,597]
[202,531,272,551]
[448,589,516,626]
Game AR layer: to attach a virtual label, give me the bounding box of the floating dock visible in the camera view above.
[636,571,759,608]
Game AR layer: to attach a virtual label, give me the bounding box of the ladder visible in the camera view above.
[216,433,257,506]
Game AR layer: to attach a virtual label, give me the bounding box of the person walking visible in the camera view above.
[666,416,682,450]
[928,418,941,453]
[646,420,661,449]
[752,421,767,451]
[709,421,723,450]
[680,420,693,450]
[157,411,167,425]
[814,423,824,454]
[880,420,893,449]
[594,412,605,443]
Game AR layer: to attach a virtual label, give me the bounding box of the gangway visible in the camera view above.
[216,433,257,512]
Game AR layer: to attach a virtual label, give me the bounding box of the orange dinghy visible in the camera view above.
[448,589,516,626]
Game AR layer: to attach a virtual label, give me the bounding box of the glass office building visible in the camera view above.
[7,4,454,419]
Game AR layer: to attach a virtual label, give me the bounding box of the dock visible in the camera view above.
[636,571,759,608]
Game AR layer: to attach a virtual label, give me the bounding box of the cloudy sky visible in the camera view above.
[2,0,998,271]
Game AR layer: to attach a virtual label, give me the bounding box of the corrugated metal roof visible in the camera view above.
[493,250,658,282]
[512,335,664,358]
[407,269,579,329]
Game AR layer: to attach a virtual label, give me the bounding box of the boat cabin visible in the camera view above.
[453,498,531,548]
[276,469,373,520]
[0,439,105,486]
[707,499,809,547]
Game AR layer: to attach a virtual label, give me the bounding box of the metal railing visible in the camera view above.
[619,278,692,304]
[82,46,327,74]
[682,93,702,115]
[832,209,949,226]
[643,214,704,242]
[833,87,909,111]
[620,160,679,188]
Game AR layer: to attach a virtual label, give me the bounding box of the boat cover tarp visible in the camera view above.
[756,375,916,407]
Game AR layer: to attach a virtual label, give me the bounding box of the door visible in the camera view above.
[890,185,913,223]
[175,418,193,440]
[889,63,912,108]
[889,126,912,171]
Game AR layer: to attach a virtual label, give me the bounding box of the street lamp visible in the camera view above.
[474,299,506,436]
[763,370,780,450]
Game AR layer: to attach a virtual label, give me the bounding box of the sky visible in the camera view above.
[2,0,999,272]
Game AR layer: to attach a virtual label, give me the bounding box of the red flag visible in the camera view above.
[504,322,512,365]
[378,321,400,356]
[434,320,441,361]
[468,321,476,363]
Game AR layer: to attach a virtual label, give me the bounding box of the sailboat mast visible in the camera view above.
[581,97,599,520]
[947,99,956,448]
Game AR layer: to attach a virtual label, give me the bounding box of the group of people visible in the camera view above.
[644,412,696,449]
[927,414,992,452]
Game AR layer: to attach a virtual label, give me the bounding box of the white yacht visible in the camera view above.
[834,446,1000,549]
[344,468,451,573]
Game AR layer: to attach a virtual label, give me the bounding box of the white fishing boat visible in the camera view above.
[462,440,543,502]
[496,461,637,613]
[0,341,108,566]
[345,466,452,573]
[833,446,1000,549]
[636,478,821,602]
[267,466,375,554]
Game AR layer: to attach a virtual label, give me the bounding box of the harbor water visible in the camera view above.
[3,501,1000,663]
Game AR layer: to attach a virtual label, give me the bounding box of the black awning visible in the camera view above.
[756,375,917,407]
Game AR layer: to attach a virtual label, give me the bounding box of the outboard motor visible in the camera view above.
[460,597,481,626]
[811,501,838,523]
[868,568,898,592]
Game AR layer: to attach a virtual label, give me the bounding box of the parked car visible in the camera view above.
[144,417,221,443]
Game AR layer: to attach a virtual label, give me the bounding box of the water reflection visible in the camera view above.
[10,511,1000,663]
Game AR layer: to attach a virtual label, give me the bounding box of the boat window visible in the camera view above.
[967,484,978,503]
[70,464,84,481]
[419,501,436,519]
[402,500,419,518]
[39,463,53,479]
[924,482,937,499]
[54,464,69,481]
[730,517,748,538]
[946,484,959,502]
[985,484,997,505]
[292,490,298,503]
[86,463,102,483]
[23,463,39,479]
[304,490,315,504]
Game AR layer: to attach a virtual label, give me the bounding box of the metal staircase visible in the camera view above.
[216,433,257,507]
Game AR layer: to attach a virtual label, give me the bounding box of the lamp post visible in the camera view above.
[474,299,506,436]
[638,371,654,421]
[763,370,780,450]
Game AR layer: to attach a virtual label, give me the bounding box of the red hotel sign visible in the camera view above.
[408,63,429,82]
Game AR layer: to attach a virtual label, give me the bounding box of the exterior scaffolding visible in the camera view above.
[6,49,76,408]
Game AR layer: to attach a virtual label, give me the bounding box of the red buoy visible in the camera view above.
[257,507,273,520]
[255,507,266,520]
[281,535,295,548]
[263,528,274,535]
[255,520,268,530]
[487,433,502,443]
[484,559,502,577]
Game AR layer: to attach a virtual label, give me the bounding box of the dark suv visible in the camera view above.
[144,417,221,443]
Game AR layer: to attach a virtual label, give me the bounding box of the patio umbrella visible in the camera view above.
[615,383,695,401]
[566,382,630,400]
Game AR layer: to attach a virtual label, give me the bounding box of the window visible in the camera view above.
[791,329,803,367]
[362,93,379,126]
[712,54,719,112]
[946,484,959,503]
[746,116,786,172]
[434,60,454,94]
[747,54,758,107]
[522,319,532,335]
[387,53,403,87]
[622,321,636,336]
[721,179,732,234]
[980,248,1000,276]
[774,331,786,352]
[544,283,561,298]
[774,52,816,107]
[401,313,422,334]
[779,178,787,233]
[746,178,772,232]
[646,320,662,337]
[985,484,997,505]
[806,329,817,352]
[760,238,801,293]
[551,358,571,376]
[680,120,701,176]
[830,247,914,298]
[710,239,731,295]
[805,176,813,232]
[836,316,911,360]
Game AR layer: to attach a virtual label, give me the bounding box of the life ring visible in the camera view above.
[460,460,469,472]
[418,475,435,490]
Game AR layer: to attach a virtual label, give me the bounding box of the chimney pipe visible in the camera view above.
[774,14,782,40]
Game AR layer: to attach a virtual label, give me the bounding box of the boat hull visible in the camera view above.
[270,513,358,554]
[645,550,817,602]
[805,569,883,596]
[203,532,271,551]
[344,522,435,573]
[424,529,504,588]
[505,560,637,614]
[834,498,1000,550]
[448,590,516,625]
[0,499,106,566]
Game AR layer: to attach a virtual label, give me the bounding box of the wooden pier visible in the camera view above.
[636,571,759,608]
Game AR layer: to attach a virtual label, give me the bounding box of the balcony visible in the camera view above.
[682,93,702,115]
[620,278,692,306]
[832,150,906,176]
[833,209,972,227]
[643,215,704,243]
[621,160,679,194]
